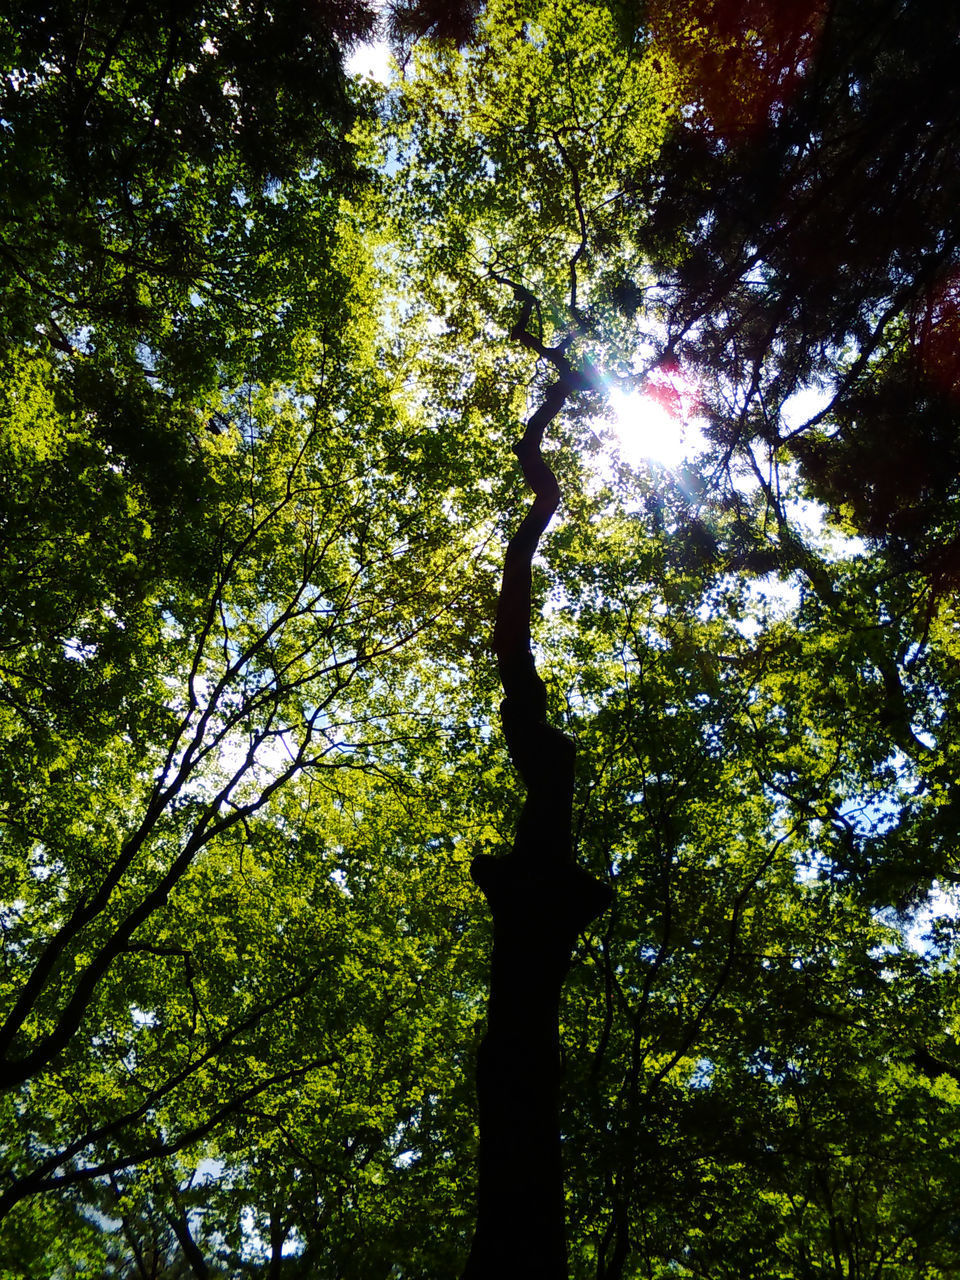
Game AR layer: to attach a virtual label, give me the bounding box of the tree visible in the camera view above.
[0,4,495,1272]
[5,0,960,1276]
[391,0,960,1274]
[464,286,611,1275]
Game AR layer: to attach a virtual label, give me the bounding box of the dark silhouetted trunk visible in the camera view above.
[464,329,611,1277]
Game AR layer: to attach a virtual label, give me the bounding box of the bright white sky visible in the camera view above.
[345,40,393,82]
[607,364,709,469]
[608,387,708,469]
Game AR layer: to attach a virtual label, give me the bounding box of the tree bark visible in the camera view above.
[464,356,611,1278]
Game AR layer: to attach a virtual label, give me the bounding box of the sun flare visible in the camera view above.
[609,366,706,469]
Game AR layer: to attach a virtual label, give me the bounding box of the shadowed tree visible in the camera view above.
[465,286,610,1276]
[6,0,960,1274]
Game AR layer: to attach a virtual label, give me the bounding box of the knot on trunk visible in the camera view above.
[471,854,612,946]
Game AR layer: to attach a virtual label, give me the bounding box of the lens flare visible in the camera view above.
[609,365,705,468]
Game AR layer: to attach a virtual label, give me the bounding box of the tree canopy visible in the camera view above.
[2,1,960,1276]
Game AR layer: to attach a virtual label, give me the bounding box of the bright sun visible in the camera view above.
[608,365,706,469]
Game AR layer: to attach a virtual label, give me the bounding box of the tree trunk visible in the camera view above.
[464,355,611,1277]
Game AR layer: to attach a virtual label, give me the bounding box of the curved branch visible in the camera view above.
[552,132,589,319]
[491,322,580,867]
[485,279,606,875]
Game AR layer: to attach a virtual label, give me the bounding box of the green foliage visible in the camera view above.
[392,0,674,357]
[3,0,960,1276]
[538,465,960,1276]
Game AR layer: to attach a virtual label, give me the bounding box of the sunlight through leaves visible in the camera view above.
[608,365,707,468]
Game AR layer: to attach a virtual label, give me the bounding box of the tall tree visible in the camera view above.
[0,4,495,1271]
[5,0,960,1275]
[390,0,960,1274]
[465,286,610,1274]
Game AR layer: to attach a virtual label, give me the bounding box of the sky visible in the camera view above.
[345,40,393,83]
